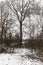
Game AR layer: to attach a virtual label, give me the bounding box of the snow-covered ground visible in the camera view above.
[0,48,43,65]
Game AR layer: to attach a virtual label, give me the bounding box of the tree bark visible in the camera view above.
[20,21,22,45]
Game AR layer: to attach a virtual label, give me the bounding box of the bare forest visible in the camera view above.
[0,0,43,53]
[0,0,43,65]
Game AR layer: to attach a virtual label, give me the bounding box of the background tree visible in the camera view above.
[0,2,14,48]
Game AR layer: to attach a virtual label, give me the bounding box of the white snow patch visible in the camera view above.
[14,48,37,55]
[0,48,43,65]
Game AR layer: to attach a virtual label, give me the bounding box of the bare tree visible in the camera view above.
[0,2,14,48]
[6,0,36,45]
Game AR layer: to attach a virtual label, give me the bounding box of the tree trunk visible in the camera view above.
[5,31,6,39]
[20,21,22,45]
[1,28,3,47]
